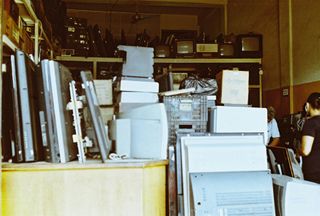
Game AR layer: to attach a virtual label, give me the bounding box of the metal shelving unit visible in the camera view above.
[3,0,54,63]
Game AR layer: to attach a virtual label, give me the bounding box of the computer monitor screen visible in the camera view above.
[118,103,168,159]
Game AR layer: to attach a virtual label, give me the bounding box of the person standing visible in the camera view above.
[300,92,320,183]
[267,106,280,146]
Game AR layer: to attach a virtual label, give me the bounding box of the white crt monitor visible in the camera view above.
[272,174,320,216]
[118,103,168,159]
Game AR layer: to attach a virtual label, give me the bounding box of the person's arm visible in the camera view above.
[269,119,280,146]
[299,118,315,156]
[299,135,314,156]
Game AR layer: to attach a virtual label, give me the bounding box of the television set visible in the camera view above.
[236,33,263,58]
[218,43,235,57]
[272,174,320,216]
[174,40,195,57]
[11,50,44,162]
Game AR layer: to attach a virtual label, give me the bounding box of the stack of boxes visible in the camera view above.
[115,45,159,113]
[63,17,89,56]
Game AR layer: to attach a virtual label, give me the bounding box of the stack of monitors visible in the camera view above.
[4,50,77,163]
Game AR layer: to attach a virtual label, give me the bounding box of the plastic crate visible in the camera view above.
[164,95,208,123]
[168,121,207,145]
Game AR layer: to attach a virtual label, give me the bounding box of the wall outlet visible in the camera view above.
[282,88,289,96]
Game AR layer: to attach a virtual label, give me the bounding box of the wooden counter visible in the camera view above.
[2,159,168,216]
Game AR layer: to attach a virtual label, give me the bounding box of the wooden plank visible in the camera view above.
[2,162,166,216]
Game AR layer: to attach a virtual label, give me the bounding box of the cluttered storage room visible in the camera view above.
[1,0,320,215]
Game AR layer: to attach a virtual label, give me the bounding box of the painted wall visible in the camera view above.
[292,0,320,86]
[227,0,281,91]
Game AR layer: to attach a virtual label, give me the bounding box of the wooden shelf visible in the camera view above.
[55,56,123,63]
[14,0,53,62]
[154,58,262,64]
[2,35,18,51]
[55,56,262,64]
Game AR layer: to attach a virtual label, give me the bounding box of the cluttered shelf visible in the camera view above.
[55,55,262,64]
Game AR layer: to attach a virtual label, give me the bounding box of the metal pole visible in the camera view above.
[34,20,39,64]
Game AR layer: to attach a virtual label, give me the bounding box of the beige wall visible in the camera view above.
[227,0,281,91]
[292,0,320,85]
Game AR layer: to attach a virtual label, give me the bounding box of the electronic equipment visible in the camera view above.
[154,45,170,57]
[1,60,14,161]
[174,40,195,57]
[110,119,131,157]
[218,43,235,57]
[10,55,23,162]
[40,59,77,163]
[117,103,168,159]
[209,106,268,145]
[12,51,44,162]
[115,77,159,93]
[117,92,159,103]
[196,43,218,57]
[272,174,320,216]
[180,135,275,216]
[81,71,112,163]
[117,45,154,78]
[236,33,263,58]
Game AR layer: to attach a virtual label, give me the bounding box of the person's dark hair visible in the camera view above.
[307,92,320,109]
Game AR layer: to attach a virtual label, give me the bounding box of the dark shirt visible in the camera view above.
[302,115,320,183]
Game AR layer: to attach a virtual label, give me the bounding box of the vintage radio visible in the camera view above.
[196,43,218,57]
[154,45,170,57]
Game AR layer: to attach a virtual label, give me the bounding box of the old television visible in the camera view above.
[218,43,235,57]
[174,40,195,57]
[236,33,263,58]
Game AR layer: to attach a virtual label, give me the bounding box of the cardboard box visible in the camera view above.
[216,70,249,105]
